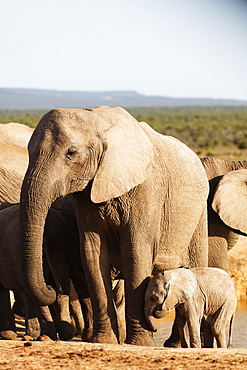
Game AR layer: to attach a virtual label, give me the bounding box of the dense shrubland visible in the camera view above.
[1,107,247,159]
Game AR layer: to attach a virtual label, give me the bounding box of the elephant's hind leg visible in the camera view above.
[211,319,227,348]
[201,321,214,348]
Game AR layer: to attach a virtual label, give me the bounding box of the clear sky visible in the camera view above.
[1,0,247,100]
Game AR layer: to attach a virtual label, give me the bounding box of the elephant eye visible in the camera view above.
[66,146,78,160]
[150,295,157,302]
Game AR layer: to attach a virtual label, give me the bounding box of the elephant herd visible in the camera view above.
[0,107,246,348]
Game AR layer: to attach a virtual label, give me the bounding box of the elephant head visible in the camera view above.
[20,106,156,306]
[212,169,247,235]
[144,268,198,332]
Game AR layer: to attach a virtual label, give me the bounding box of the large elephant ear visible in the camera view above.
[91,111,156,203]
[212,169,247,234]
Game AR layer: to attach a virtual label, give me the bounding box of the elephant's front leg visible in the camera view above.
[184,300,202,348]
[80,231,119,344]
[122,240,155,346]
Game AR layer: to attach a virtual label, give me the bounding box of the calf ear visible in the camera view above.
[180,270,198,301]
[212,169,247,234]
[161,270,197,310]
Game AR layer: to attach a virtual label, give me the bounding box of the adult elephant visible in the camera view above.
[0,122,34,148]
[201,157,247,271]
[19,106,209,346]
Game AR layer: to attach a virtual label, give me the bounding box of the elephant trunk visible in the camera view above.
[153,309,168,319]
[144,304,157,332]
[20,163,58,307]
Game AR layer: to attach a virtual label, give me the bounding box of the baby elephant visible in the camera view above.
[145,267,236,348]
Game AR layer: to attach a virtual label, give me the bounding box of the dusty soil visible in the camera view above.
[0,339,247,369]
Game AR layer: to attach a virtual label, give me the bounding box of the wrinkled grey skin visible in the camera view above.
[0,202,75,340]
[201,157,247,271]
[19,106,209,346]
[145,267,236,348]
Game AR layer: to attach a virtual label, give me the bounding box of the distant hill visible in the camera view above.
[1,88,247,109]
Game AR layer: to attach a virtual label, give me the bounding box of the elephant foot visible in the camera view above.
[125,331,155,347]
[118,324,126,344]
[0,330,17,340]
[163,320,182,348]
[37,335,53,341]
[163,337,181,348]
[40,321,57,341]
[81,326,93,342]
[58,321,76,341]
[26,317,41,340]
[90,331,118,344]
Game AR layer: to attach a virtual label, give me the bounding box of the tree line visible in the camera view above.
[1,107,247,158]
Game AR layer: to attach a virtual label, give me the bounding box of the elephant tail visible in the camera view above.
[227,313,235,348]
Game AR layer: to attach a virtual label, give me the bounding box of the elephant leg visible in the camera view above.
[69,265,93,341]
[207,209,236,271]
[38,305,57,340]
[0,284,17,340]
[56,294,75,341]
[80,232,119,344]
[211,312,228,348]
[80,297,93,342]
[25,300,41,339]
[69,280,84,337]
[176,312,189,348]
[211,327,227,348]
[43,231,75,341]
[188,206,208,268]
[163,312,181,348]
[208,237,228,271]
[113,279,126,344]
[70,299,84,337]
[201,321,214,348]
[184,302,202,348]
[12,290,27,318]
[121,239,155,346]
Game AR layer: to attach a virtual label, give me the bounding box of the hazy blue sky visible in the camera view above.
[1,0,247,100]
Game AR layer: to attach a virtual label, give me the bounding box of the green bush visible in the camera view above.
[0,110,45,128]
[131,111,247,151]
